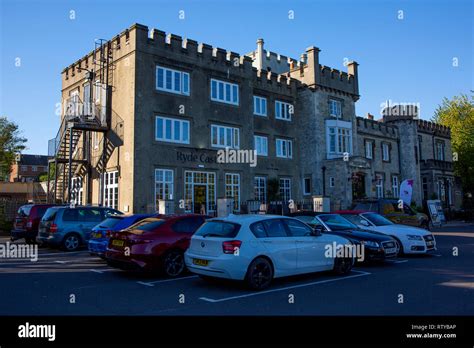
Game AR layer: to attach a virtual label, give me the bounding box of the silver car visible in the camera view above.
[37,206,122,251]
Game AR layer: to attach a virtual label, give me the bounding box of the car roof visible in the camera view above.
[335,210,370,214]
[210,214,292,224]
[287,211,322,216]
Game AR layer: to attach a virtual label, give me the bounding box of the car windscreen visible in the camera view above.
[134,219,165,231]
[342,214,366,226]
[318,214,358,231]
[194,221,240,238]
[42,208,59,222]
[363,213,394,226]
[17,205,32,217]
[97,216,124,229]
[292,215,318,224]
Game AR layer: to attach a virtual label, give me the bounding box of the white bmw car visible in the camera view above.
[185,214,354,290]
[340,212,436,255]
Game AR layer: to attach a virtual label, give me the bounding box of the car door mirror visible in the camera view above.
[311,225,324,236]
[359,219,370,227]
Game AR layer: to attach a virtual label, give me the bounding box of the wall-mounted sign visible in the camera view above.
[348,157,371,169]
[176,149,217,164]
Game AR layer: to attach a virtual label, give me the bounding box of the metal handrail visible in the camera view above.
[48,95,106,157]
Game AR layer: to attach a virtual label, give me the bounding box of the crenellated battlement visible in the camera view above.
[251,68,299,95]
[356,116,399,138]
[133,24,255,72]
[317,64,356,95]
[416,119,451,137]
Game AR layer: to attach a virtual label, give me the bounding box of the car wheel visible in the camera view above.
[245,257,274,290]
[333,256,353,275]
[62,233,81,251]
[163,250,185,278]
[421,220,430,231]
[24,237,35,244]
[392,237,404,256]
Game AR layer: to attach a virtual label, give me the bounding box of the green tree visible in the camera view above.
[432,93,474,198]
[38,162,55,182]
[0,117,27,180]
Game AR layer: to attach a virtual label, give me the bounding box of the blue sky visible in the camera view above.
[0,0,472,155]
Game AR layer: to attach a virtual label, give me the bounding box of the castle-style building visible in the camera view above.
[47,23,461,214]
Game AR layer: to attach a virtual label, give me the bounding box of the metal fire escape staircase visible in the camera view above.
[47,39,116,204]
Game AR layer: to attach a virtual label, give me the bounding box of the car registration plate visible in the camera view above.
[112,239,124,247]
[193,258,209,267]
[385,247,397,254]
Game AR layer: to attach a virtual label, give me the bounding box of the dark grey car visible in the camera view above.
[37,206,123,251]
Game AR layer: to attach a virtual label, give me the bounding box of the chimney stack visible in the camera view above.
[347,61,359,96]
[256,38,264,71]
[367,113,374,120]
[305,46,321,86]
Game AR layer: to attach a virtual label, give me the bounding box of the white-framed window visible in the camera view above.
[254,135,268,156]
[254,176,266,203]
[94,80,101,103]
[303,177,311,195]
[326,120,352,159]
[156,66,190,96]
[329,99,342,118]
[435,140,445,161]
[92,133,100,150]
[365,140,373,159]
[276,138,293,158]
[392,176,399,198]
[329,177,335,187]
[104,171,119,210]
[83,82,91,115]
[382,143,390,162]
[20,165,27,172]
[71,177,83,205]
[328,128,351,154]
[225,173,240,211]
[279,178,292,203]
[253,96,267,116]
[376,174,384,199]
[275,100,293,121]
[155,116,190,144]
[32,166,37,172]
[210,78,239,105]
[211,124,239,149]
[155,169,174,206]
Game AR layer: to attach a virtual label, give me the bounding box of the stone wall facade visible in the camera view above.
[56,23,461,214]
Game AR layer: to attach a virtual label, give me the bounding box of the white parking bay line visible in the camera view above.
[90,269,104,273]
[386,260,409,264]
[199,270,371,303]
[54,260,69,264]
[39,251,89,257]
[137,275,199,287]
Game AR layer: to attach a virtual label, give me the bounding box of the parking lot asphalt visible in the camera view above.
[0,223,472,316]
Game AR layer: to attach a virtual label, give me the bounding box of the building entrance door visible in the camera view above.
[193,185,207,214]
[352,172,366,200]
[184,171,216,214]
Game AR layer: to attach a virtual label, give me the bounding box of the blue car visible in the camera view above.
[88,214,153,258]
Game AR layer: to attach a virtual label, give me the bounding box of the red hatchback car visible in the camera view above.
[11,204,57,243]
[105,214,208,277]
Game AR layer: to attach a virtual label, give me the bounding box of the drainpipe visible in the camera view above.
[321,166,326,196]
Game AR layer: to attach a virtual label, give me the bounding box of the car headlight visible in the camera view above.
[407,235,423,240]
[362,240,379,248]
